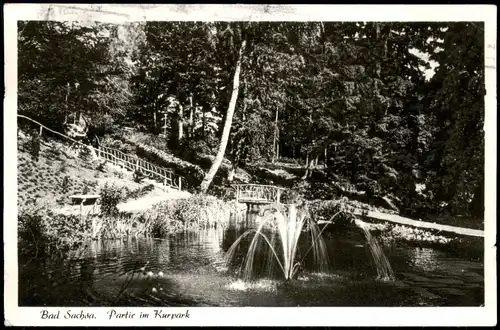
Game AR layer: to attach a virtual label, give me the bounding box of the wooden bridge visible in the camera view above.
[234,184,285,205]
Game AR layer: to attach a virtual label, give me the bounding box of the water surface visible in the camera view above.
[19,217,484,307]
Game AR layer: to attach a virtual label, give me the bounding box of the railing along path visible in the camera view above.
[234,184,285,204]
[17,115,184,191]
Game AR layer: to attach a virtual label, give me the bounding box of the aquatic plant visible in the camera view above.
[144,195,235,236]
[380,224,455,245]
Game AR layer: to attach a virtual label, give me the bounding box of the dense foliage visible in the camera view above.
[18,21,485,221]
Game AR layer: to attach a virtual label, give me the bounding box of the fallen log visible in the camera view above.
[319,208,484,238]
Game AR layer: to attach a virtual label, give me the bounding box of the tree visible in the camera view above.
[200,34,247,192]
[422,22,485,216]
[18,21,136,133]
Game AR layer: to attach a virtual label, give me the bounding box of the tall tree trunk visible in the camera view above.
[272,108,279,163]
[200,39,247,193]
[189,94,194,138]
[202,106,206,141]
[228,98,248,183]
[178,104,184,142]
[227,165,236,182]
[302,156,315,180]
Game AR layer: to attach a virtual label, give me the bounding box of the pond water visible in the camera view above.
[19,215,484,307]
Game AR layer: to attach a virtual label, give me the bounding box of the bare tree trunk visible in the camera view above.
[227,165,236,182]
[178,104,184,142]
[200,39,247,193]
[324,147,327,166]
[228,98,247,183]
[272,108,279,163]
[189,94,194,138]
[309,156,317,178]
[202,107,206,141]
[302,156,315,180]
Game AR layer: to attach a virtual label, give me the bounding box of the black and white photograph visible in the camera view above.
[4,4,497,327]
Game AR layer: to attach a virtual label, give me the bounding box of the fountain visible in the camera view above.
[354,218,395,282]
[226,203,395,283]
[225,203,330,280]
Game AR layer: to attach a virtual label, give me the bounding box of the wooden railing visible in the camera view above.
[98,145,182,190]
[234,184,285,204]
[17,115,184,191]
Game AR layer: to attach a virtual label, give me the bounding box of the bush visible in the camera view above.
[61,175,71,194]
[100,183,122,217]
[306,198,357,225]
[96,160,107,172]
[78,145,93,162]
[28,132,41,161]
[122,184,155,201]
[18,205,92,259]
[207,184,235,201]
[280,187,303,204]
[143,195,236,237]
[133,169,145,183]
[293,181,339,200]
[133,141,205,190]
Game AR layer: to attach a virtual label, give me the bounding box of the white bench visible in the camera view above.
[69,194,100,206]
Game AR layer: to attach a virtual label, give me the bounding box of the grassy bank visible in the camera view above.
[304,198,483,252]
[18,195,240,262]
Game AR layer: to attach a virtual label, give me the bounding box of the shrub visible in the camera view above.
[293,181,339,201]
[207,184,235,201]
[133,169,145,184]
[18,205,92,260]
[100,183,122,217]
[78,145,93,162]
[96,160,107,172]
[132,141,205,189]
[280,187,303,204]
[61,175,71,194]
[122,184,155,201]
[28,132,41,161]
[306,198,357,225]
[58,161,68,173]
[143,195,235,237]
[81,179,97,195]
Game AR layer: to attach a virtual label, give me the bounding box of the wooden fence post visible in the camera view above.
[39,126,43,136]
[236,185,239,203]
[178,177,182,191]
[277,189,281,204]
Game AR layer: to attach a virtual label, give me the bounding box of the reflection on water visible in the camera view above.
[407,248,441,273]
[18,217,484,307]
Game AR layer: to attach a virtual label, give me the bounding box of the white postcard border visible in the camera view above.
[3,4,497,327]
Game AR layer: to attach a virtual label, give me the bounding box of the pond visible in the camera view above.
[19,215,484,307]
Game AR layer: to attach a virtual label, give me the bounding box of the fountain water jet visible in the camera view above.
[354,218,395,282]
[225,203,331,280]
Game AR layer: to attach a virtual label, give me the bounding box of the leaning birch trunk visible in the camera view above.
[200,39,247,193]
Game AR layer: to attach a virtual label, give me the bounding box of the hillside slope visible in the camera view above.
[16,130,187,213]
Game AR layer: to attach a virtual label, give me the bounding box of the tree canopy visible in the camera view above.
[18,21,485,219]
